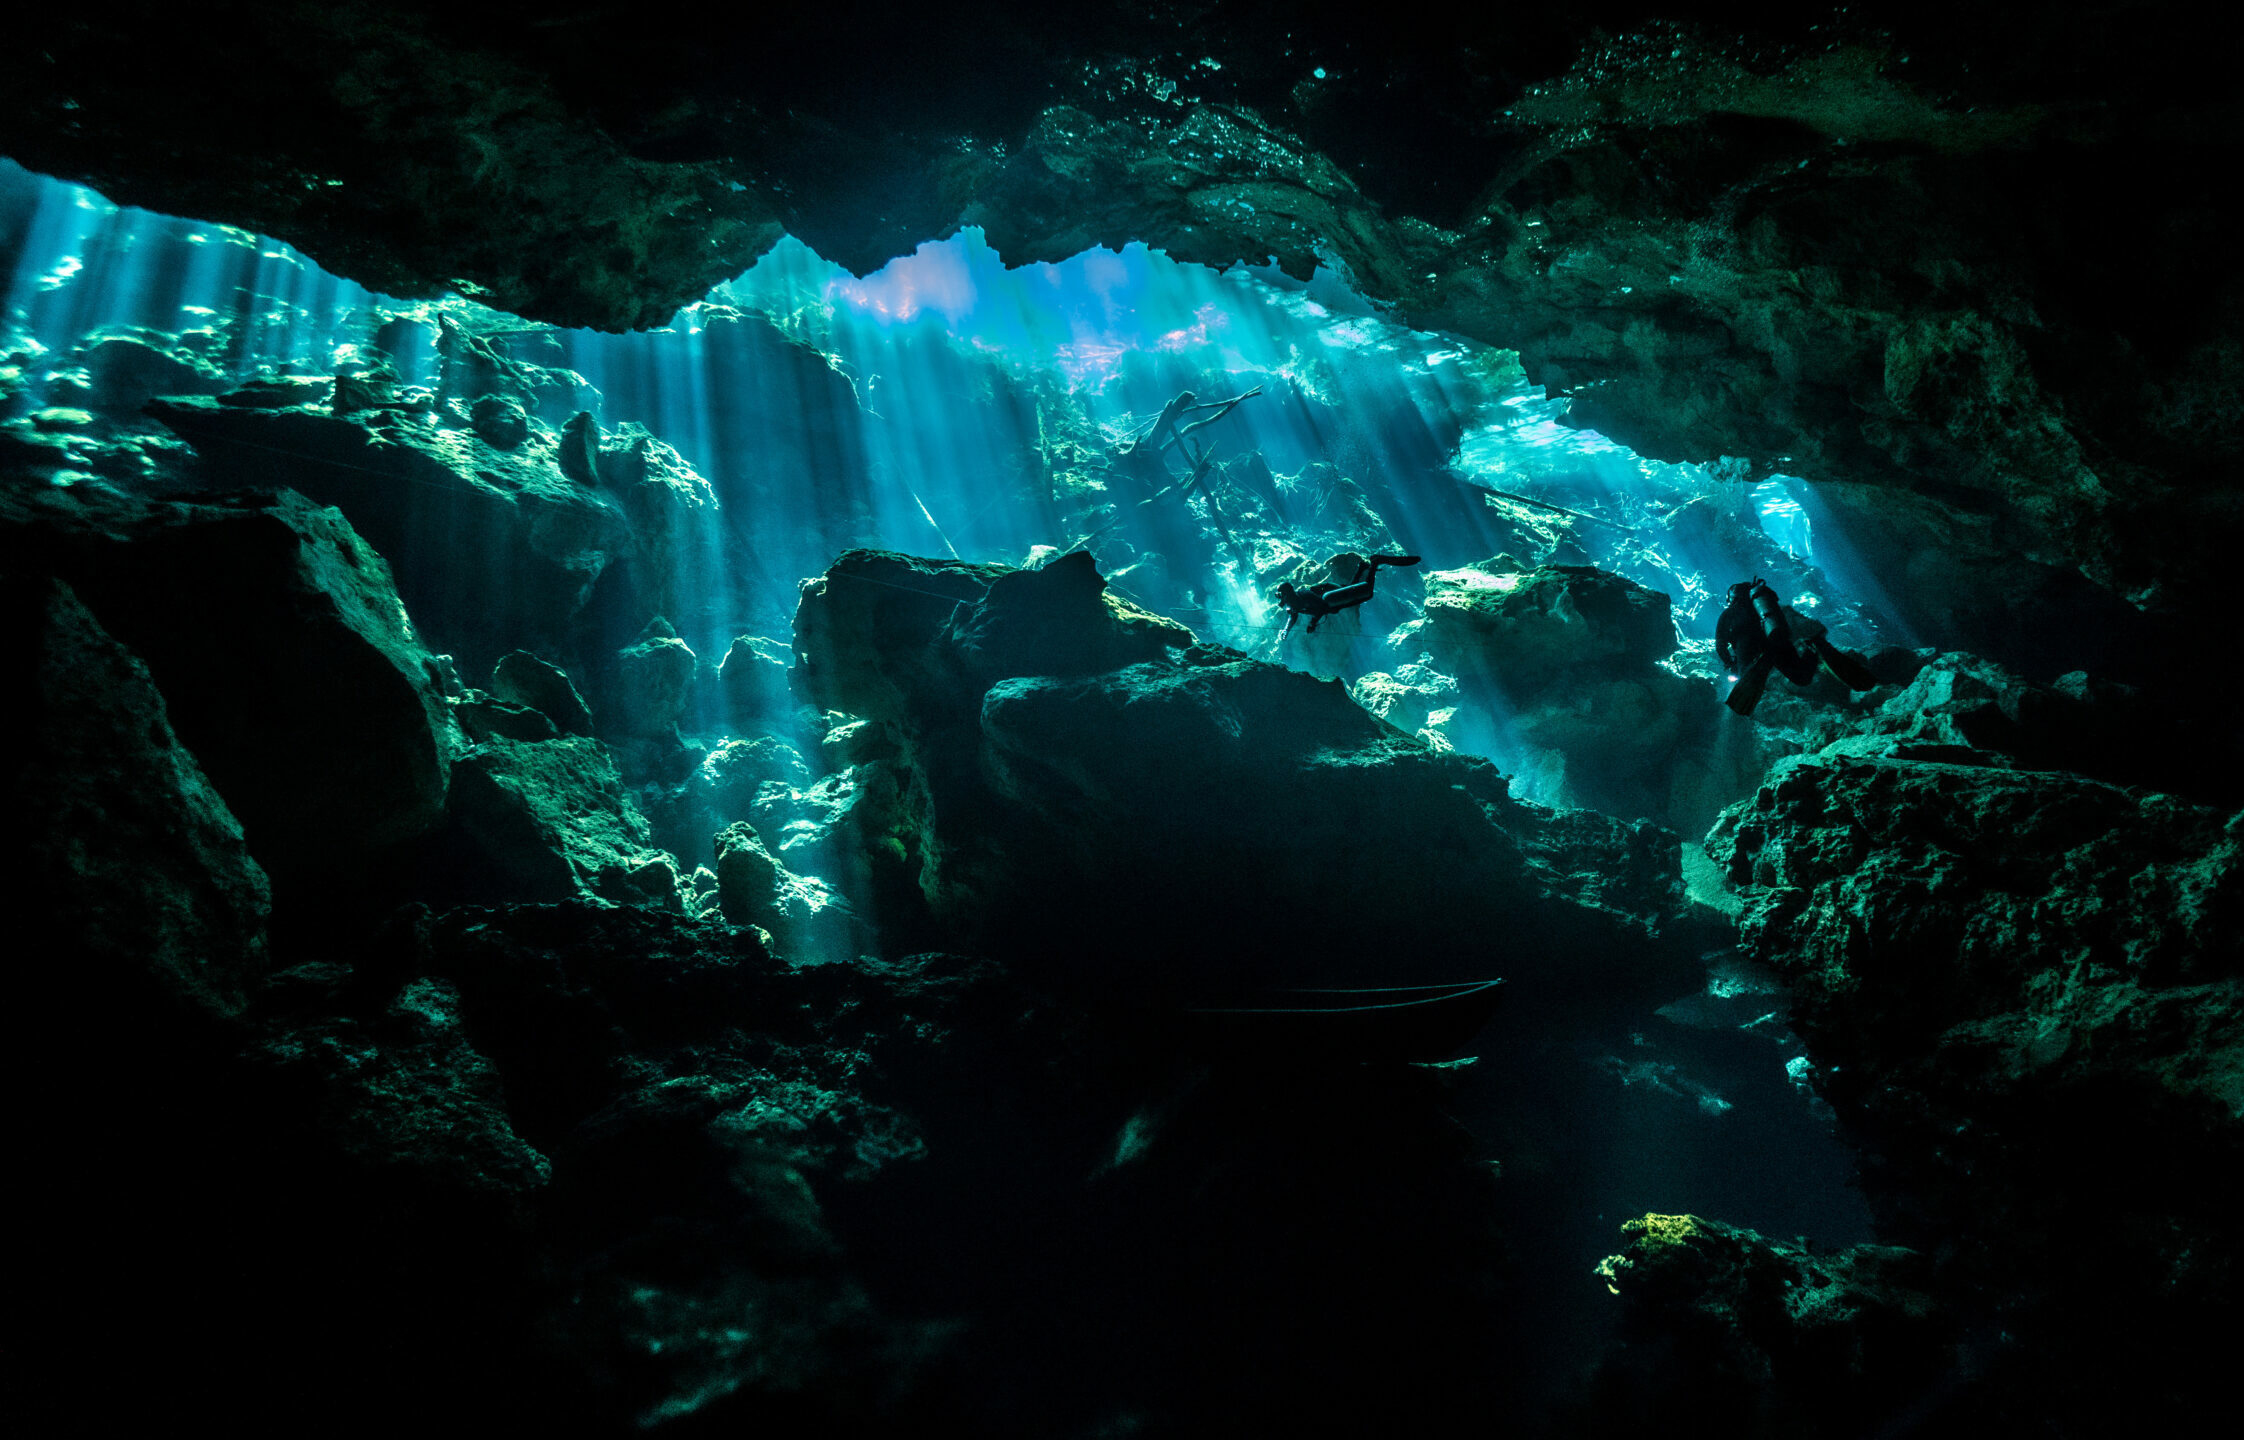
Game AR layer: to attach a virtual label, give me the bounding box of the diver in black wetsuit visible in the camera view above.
[1277,554,1422,635]
[1717,577,1878,715]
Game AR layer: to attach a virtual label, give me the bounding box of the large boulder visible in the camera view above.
[791,549,1011,725]
[3,573,270,1021]
[442,732,681,909]
[1582,1213,1950,1437]
[488,649,596,736]
[147,394,635,677]
[55,326,228,417]
[1424,562,1679,687]
[606,616,697,739]
[0,483,457,877]
[712,820,870,964]
[795,548,1689,999]
[1419,561,1763,830]
[1708,751,2244,1429]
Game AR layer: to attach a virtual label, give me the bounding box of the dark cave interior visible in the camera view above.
[3,3,2240,1436]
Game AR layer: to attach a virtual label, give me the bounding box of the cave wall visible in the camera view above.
[7,2,2236,660]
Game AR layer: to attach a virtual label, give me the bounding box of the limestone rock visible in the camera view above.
[713,820,869,965]
[252,971,552,1209]
[1584,1213,1949,1436]
[444,734,681,909]
[1416,561,1762,830]
[697,733,811,816]
[715,634,793,721]
[218,375,335,409]
[607,616,697,739]
[1424,562,1677,688]
[470,395,530,450]
[453,690,560,744]
[145,395,636,675]
[941,547,1194,687]
[4,573,270,1020]
[0,484,457,875]
[792,548,1011,725]
[61,326,228,417]
[1350,662,1461,746]
[572,418,724,634]
[795,549,1689,998]
[1707,752,2244,1425]
[489,649,595,736]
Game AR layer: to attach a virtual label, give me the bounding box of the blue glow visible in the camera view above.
[3,157,1902,790]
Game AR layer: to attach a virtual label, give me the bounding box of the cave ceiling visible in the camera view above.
[5,1,2239,627]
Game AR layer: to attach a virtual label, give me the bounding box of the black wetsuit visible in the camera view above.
[1279,555,1419,634]
[1716,582,1818,685]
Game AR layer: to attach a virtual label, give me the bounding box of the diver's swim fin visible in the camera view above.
[1725,654,1774,717]
[1808,635,1880,692]
[1370,553,1422,567]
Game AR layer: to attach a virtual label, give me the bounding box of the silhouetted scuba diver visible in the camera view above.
[1716,577,1878,715]
[1277,554,1421,635]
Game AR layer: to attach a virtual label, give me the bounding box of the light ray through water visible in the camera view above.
[3,158,1895,785]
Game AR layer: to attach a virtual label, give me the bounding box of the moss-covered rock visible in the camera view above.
[1582,1212,1949,1438]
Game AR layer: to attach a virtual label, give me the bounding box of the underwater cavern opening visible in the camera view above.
[5,4,2240,1436]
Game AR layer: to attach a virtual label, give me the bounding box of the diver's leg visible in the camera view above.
[1321,580,1374,611]
[1725,654,1775,716]
[1809,634,1880,690]
[1775,644,1822,686]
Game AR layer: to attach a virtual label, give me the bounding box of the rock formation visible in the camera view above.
[0,482,457,882]
[1708,743,2244,1429]
[796,547,1691,998]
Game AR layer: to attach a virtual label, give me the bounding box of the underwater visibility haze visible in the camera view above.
[4,6,2239,1433]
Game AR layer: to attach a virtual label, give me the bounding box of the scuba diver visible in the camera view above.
[1277,554,1422,635]
[1716,577,1879,715]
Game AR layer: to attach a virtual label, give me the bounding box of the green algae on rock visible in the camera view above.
[1583,1211,1949,1437]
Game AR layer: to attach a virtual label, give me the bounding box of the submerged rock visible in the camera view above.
[442,733,680,909]
[796,548,1688,997]
[1425,562,1678,685]
[792,549,1011,725]
[1709,752,2244,1428]
[56,326,228,417]
[607,615,697,739]
[714,633,792,721]
[5,573,270,1020]
[488,648,596,736]
[145,394,635,676]
[1582,1213,1950,1437]
[0,483,457,877]
[713,820,869,964]
[1420,560,1769,831]
[252,969,553,1211]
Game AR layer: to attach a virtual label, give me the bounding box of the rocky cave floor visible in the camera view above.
[5,300,2240,1437]
[6,2,2243,1433]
